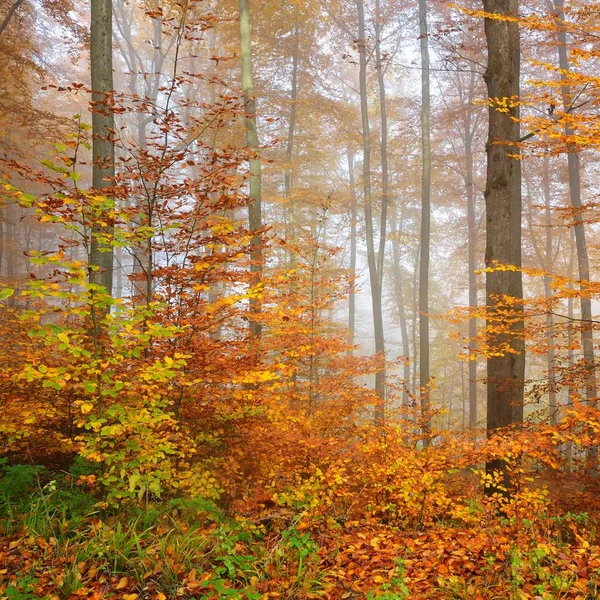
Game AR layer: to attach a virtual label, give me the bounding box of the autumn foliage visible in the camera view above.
[2,1,600,599]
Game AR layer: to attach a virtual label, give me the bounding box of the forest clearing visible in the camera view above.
[2,0,600,598]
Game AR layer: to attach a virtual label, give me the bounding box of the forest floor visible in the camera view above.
[2,466,600,600]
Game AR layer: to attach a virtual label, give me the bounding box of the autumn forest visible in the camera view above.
[2,0,600,598]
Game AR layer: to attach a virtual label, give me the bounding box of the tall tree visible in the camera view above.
[391,205,411,410]
[239,0,263,337]
[356,0,385,422]
[462,71,480,429]
[89,0,115,295]
[418,0,432,443]
[284,23,299,208]
[482,0,524,495]
[347,147,358,352]
[552,0,597,469]
[374,0,388,290]
[541,155,558,424]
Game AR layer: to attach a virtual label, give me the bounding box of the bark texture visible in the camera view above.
[482,0,525,494]
[90,0,115,295]
[239,0,263,337]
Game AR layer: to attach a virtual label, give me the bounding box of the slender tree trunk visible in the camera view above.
[461,359,466,430]
[357,0,385,422]
[391,206,411,411]
[285,26,299,260]
[566,227,575,470]
[482,0,524,498]
[239,0,263,337]
[90,0,115,295]
[418,0,432,445]
[374,0,388,285]
[412,245,419,400]
[542,155,558,424]
[114,0,157,304]
[553,0,597,472]
[347,148,357,352]
[464,92,478,429]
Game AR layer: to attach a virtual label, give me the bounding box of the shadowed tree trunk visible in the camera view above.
[89,0,115,295]
[239,0,263,338]
[482,0,525,497]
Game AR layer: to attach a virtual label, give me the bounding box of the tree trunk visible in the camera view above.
[553,0,597,473]
[464,75,479,429]
[357,0,385,422]
[542,155,558,424]
[412,244,419,400]
[347,148,357,352]
[285,26,299,262]
[239,0,263,337]
[391,206,411,411]
[566,226,575,470]
[114,0,159,305]
[482,0,524,497]
[89,0,115,295]
[418,0,432,445]
[374,0,388,287]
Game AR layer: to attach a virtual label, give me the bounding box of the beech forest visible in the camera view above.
[4,0,600,598]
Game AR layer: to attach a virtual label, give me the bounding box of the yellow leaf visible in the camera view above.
[123,595,138,600]
[116,576,129,590]
[80,402,93,415]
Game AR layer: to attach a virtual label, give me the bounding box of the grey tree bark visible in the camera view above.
[552,0,597,471]
[462,71,479,429]
[374,0,388,286]
[391,206,411,411]
[89,0,115,295]
[418,0,432,444]
[356,0,385,422]
[542,156,558,424]
[482,0,525,496]
[347,148,357,352]
[239,0,263,337]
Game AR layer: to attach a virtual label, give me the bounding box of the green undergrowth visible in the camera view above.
[0,462,331,599]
